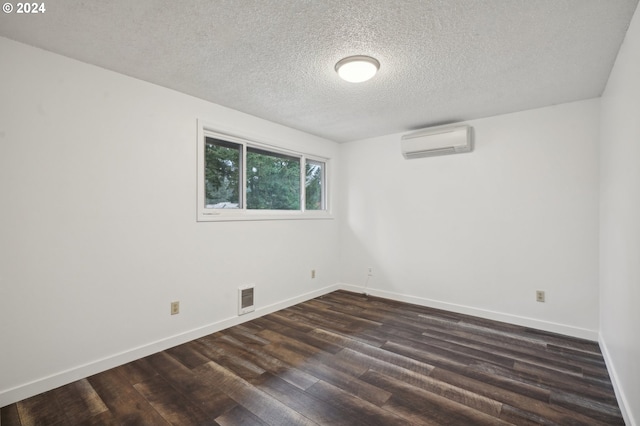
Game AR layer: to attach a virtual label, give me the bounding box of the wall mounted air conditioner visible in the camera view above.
[401,124,473,159]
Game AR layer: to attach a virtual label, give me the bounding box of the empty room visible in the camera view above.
[1,1,639,425]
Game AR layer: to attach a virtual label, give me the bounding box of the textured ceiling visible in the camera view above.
[1,0,638,142]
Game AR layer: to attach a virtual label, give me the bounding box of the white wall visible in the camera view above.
[0,37,340,406]
[339,99,601,338]
[599,2,640,424]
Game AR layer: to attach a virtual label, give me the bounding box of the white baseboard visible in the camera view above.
[599,335,636,426]
[338,283,599,341]
[0,283,341,408]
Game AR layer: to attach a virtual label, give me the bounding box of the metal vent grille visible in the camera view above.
[238,285,255,315]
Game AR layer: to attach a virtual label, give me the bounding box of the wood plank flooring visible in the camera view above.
[1,290,624,425]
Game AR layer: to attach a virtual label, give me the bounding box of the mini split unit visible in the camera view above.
[401,124,474,159]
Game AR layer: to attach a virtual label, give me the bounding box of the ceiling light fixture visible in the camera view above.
[335,55,380,83]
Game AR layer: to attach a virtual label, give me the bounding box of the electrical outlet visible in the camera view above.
[171,301,180,315]
[311,269,316,279]
[367,267,373,276]
[536,291,545,303]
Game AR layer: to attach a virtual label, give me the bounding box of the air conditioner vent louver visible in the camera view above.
[401,124,473,159]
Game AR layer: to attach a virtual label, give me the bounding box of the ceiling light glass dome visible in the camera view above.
[335,56,380,83]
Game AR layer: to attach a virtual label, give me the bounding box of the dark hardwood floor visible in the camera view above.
[1,290,624,425]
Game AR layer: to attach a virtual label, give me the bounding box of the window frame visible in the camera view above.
[197,119,332,222]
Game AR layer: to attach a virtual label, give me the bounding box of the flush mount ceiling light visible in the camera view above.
[335,55,380,83]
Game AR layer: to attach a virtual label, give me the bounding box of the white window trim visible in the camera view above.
[197,119,333,222]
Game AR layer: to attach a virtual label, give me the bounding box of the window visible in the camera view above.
[204,138,241,209]
[305,159,325,210]
[246,147,300,210]
[198,122,330,221]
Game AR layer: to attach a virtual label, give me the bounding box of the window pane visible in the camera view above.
[246,147,300,210]
[204,137,241,208]
[305,160,325,210]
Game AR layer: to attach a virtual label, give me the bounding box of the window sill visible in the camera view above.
[197,210,334,222]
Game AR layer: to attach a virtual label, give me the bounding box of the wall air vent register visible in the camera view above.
[238,285,255,315]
